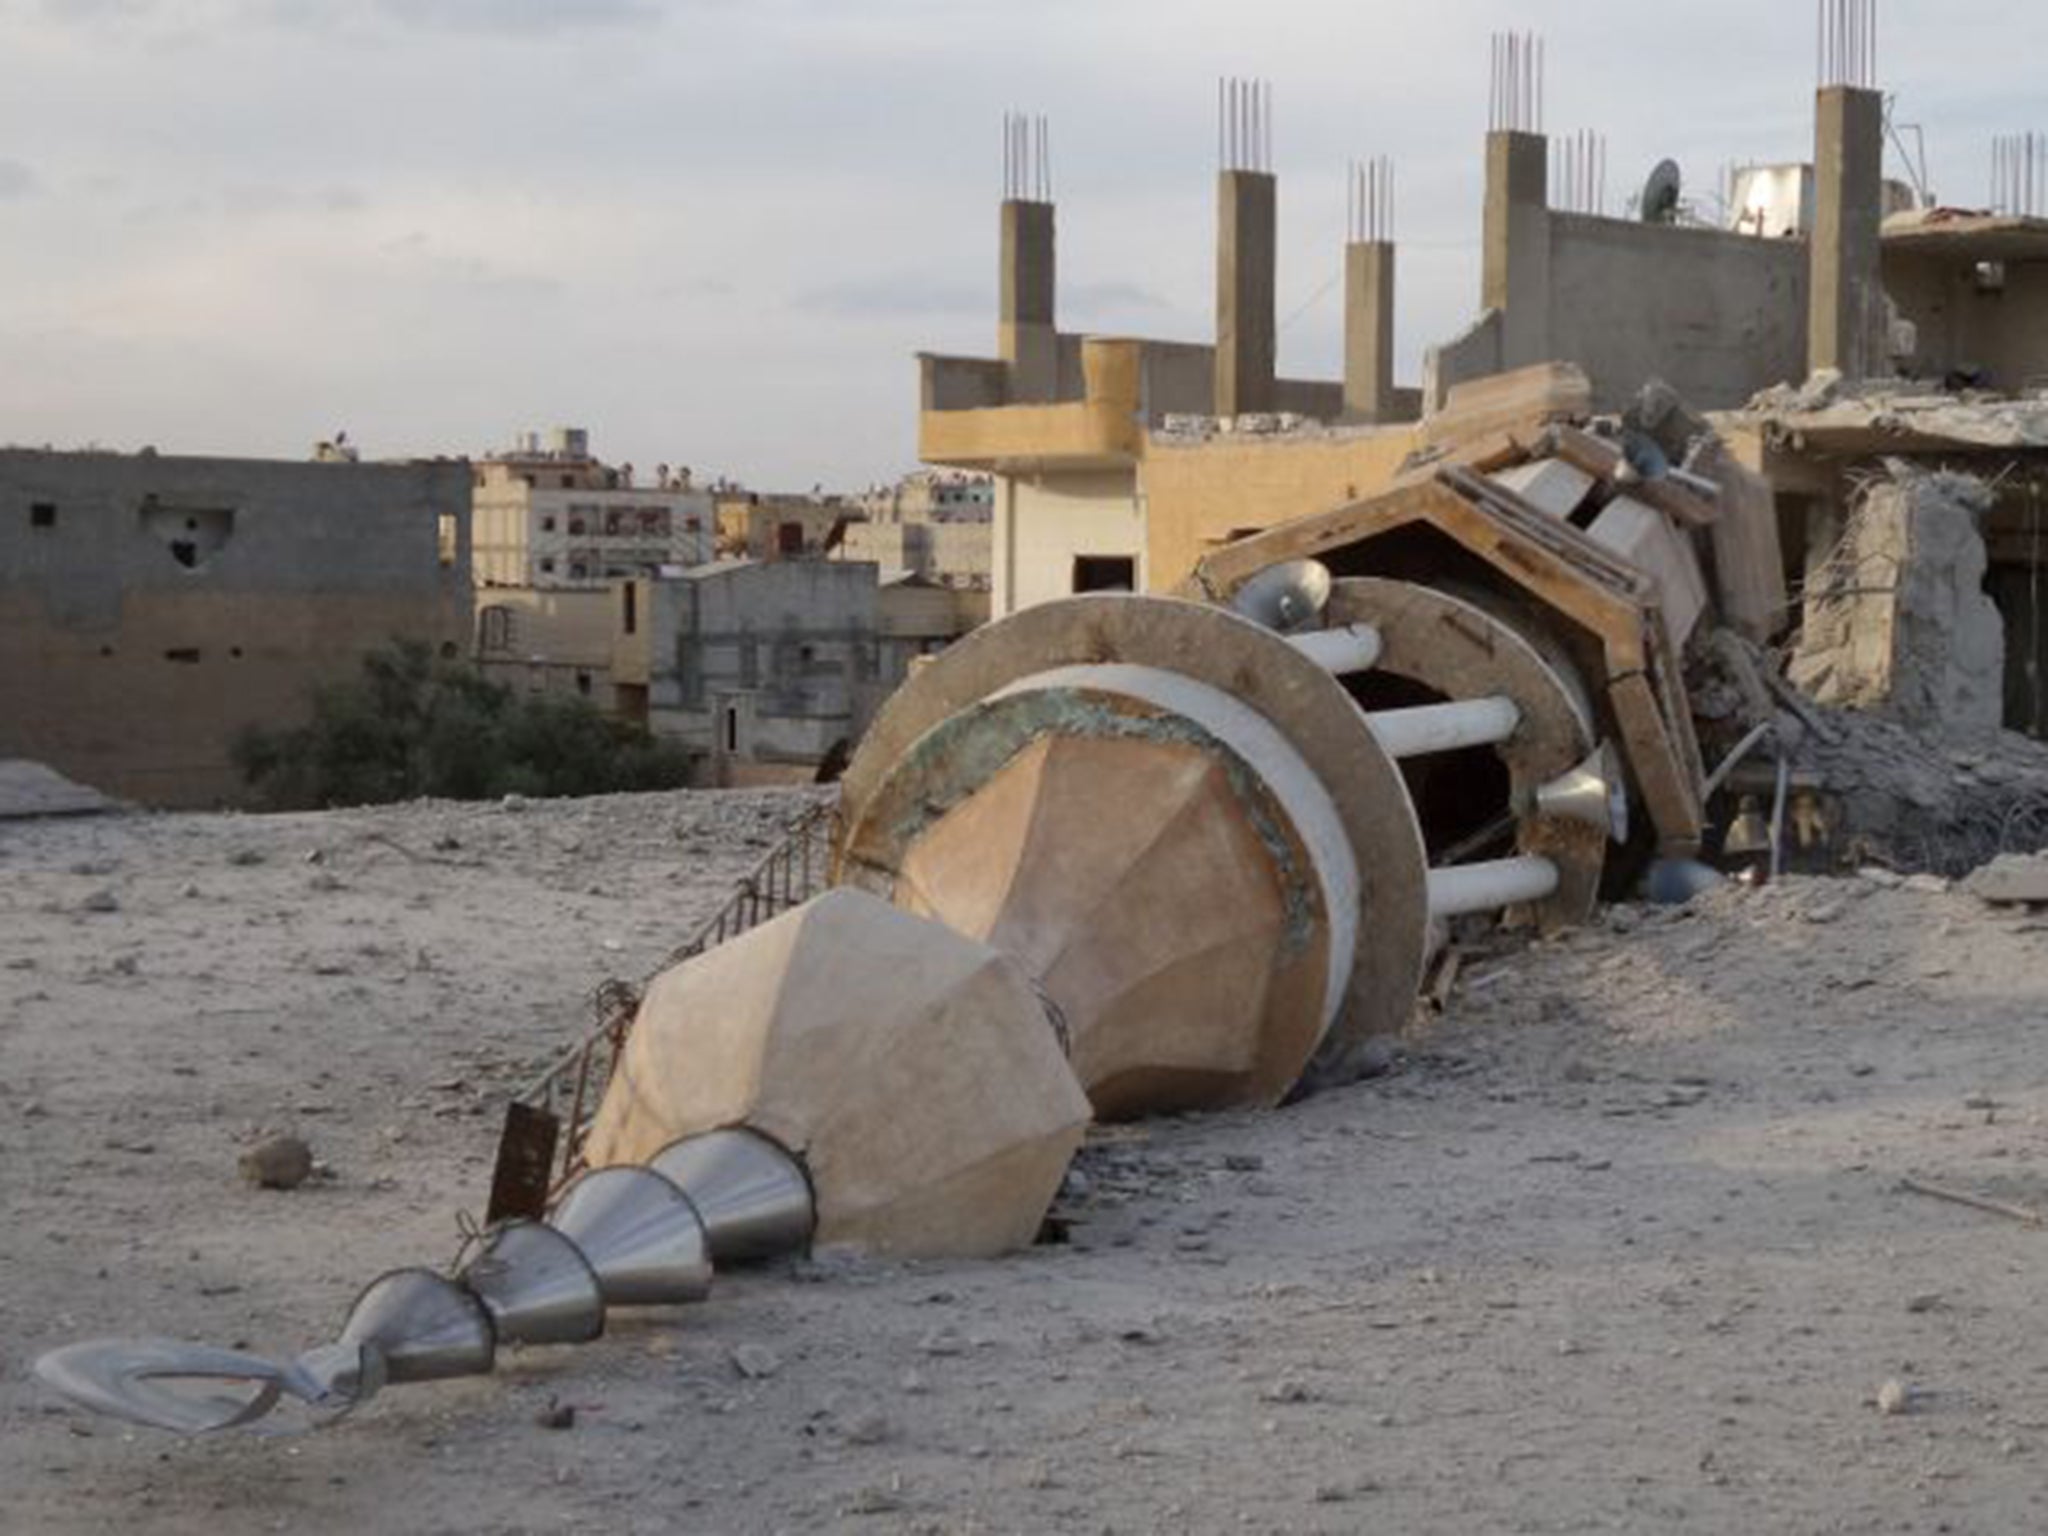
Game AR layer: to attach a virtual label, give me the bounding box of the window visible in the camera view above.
[480,606,513,651]
[163,648,202,664]
[30,502,56,529]
[622,583,638,636]
[1072,555,1137,594]
[541,516,557,533]
[724,706,739,754]
[437,513,459,568]
[540,557,557,574]
[575,671,593,697]
[560,475,575,490]
[777,521,804,556]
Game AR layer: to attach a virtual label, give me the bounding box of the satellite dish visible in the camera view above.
[1230,559,1334,634]
[1640,159,1682,225]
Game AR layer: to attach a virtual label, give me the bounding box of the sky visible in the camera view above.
[0,0,2039,489]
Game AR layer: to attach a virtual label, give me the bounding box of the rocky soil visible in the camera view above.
[7,790,2048,1534]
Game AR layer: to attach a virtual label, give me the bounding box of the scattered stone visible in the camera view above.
[897,1370,929,1396]
[308,872,343,894]
[730,1343,782,1380]
[1906,1293,1944,1315]
[227,849,265,867]
[1224,1153,1265,1173]
[239,1136,315,1191]
[1877,1379,1914,1416]
[918,1328,966,1357]
[1260,1376,1314,1404]
[535,1398,576,1430]
[501,794,529,814]
[841,1485,903,1516]
[79,890,120,914]
[841,1409,892,1446]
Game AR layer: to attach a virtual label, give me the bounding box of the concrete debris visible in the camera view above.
[730,1343,782,1380]
[239,1136,315,1191]
[1744,382,2048,449]
[1791,463,2004,741]
[1964,852,2048,905]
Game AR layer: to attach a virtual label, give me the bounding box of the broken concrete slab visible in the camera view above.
[1790,464,2003,741]
[1489,458,1597,520]
[1586,496,1709,652]
[1964,852,2048,905]
[0,760,123,820]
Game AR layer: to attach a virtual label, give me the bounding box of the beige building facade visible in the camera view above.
[473,430,713,590]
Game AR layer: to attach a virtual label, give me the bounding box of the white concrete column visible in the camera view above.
[1427,856,1559,919]
[1367,697,1522,759]
[1287,624,1383,676]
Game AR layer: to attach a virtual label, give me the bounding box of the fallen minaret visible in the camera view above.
[42,372,1757,1434]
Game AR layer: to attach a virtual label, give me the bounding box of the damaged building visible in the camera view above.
[0,448,472,807]
[915,34,2048,769]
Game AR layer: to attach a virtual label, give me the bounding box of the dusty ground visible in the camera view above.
[7,789,2048,1534]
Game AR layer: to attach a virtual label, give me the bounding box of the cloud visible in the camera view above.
[796,273,986,319]
[1068,281,1170,312]
[254,0,666,35]
[0,160,39,200]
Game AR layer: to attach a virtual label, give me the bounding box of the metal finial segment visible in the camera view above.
[1552,130,1608,217]
[1488,32,1545,135]
[1348,157,1395,244]
[1218,78,1274,174]
[1992,133,2048,218]
[1818,0,1878,90]
[1002,112,1053,203]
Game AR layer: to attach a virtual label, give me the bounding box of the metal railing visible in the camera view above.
[487,798,837,1220]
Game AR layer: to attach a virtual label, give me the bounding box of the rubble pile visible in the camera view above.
[1791,463,2005,740]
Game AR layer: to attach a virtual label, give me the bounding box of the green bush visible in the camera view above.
[233,641,693,808]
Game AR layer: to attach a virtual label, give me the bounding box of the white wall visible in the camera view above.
[994,467,1144,617]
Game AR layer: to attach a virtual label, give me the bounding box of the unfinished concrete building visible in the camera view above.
[0,450,472,807]
[919,21,2048,719]
[609,558,976,785]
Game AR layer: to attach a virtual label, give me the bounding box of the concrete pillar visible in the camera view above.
[1343,240,1396,423]
[1481,131,1550,369]
[1000,198,1058,402]
[1808,87,1885,382]
[1216,170,1277,419]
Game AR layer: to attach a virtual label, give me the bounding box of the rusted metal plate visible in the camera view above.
[486,1102,561,1226]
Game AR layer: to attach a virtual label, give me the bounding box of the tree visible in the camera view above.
[233,642,693,808]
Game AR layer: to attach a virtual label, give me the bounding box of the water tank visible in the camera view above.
[1729,164,1920,238]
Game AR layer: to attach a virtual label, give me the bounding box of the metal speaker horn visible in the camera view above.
[462,1220,606,1347]
[335,1268,495,1387]
[33,1340,292,1436]
[651,1129,816,1267]
[1533,742,1630,844]
[549,1167,713,1307]
[1229,559,1333,634]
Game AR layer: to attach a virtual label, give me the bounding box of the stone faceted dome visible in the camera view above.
[894,731,1329,1119]
[583,889,1091,1261]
